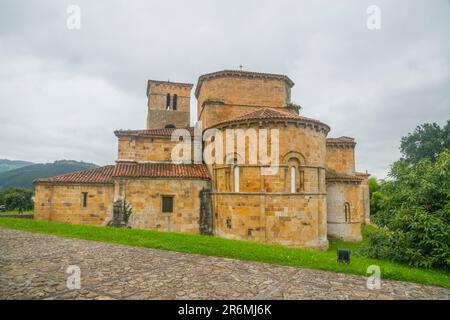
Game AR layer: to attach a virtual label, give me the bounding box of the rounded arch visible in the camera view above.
[224,152,244,165]
[282,150,306,165]
[165,124,176,129]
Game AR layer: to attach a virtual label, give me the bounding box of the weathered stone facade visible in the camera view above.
[34,69,370,250]
[34,183,114,226]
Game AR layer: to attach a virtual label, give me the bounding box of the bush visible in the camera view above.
[363,150,450,269]
[0,187,34,213]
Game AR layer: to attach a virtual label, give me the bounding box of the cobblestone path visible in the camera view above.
[0,228,449,300]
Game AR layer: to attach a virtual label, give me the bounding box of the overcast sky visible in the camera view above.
[0,0,449,178]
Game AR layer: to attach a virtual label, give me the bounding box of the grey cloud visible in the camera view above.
[0,0,449,177]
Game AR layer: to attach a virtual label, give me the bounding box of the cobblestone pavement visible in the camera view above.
[0,228,449,300]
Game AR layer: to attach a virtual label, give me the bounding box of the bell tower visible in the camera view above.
[146,80,193,129]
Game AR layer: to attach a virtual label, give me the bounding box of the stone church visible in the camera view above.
[34,70,370,250]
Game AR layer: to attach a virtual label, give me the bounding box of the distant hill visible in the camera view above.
[0,159,35,173]
[0,160,99,190]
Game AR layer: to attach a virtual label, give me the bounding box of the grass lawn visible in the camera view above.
[0,217,449,288]
[0,210,33,215]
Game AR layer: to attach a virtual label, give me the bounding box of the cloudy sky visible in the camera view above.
[0,0,449,178]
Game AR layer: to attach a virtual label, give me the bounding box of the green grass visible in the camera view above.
[0,218,449,288]
[0,210,33,215]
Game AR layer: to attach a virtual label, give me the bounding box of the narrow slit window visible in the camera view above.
[166,93,171,110]
[173,94,178,110]
[162,195,174,213]
[234,165,239,192]
[344,202,351,222]
[290,166,296,193]
[82,192,88,207]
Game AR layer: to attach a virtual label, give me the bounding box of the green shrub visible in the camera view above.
[364,149,450,269]
[0,187,34,213]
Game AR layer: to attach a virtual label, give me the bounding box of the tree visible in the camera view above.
[363,150,450,269]
[399,120,449,165]
[368,177,383,215]
[0,187,33,213]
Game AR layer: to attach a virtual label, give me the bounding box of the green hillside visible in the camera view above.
[0,159,34,173]
[0,160,98,190]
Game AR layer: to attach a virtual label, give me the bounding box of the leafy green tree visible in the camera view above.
[368,177,383,216]
[0,187,34,213]
[399,120,449,165]
[364,150,450,269]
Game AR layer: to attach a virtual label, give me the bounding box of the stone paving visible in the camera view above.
[0,228,449,300]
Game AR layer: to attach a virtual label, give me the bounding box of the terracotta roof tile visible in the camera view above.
[113,163,210,180]
[115,127,195,138]
[325,169,363,183]
[34,162,210,185]
[34,165,115,184]
[355,171,370,178]
[326,136,356,147]
[213,107,330,130]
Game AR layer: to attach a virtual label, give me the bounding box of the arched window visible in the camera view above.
[165,124,175,129]
[290,166,296,193]
[173,94,178,110]
[234,165,239,192]
[166,93,171,110]
[344,202,351,222]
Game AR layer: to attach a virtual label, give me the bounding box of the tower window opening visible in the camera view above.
[173,94,178,110]
[166,93,171,110]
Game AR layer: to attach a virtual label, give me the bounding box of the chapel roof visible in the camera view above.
[34,163,210,185]
[34,165,115,184]
[212,107,330,132]
[326,136,356,147]
[114,127,195,138]
[325,169,363,183]
[195,70,295,98]
[112,163,210,180]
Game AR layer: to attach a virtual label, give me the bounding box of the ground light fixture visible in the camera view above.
[337,248,351,264]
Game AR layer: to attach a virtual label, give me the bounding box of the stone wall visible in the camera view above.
[117,134,197,163]
[147,109,190,130]
[117,178,210,234]
[326,182,363,241]
[326,145,355,174]
[214,193,328,249]
[197,76,291,127]
[34,183,114,225]
[205,121,328,249]
[118,136,180,162]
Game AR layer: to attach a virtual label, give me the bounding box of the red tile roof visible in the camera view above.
[355,171,370,178]
[115,127,195,138]
[325,169,363,183]
[195,70,295,98]
[112,163,210,180]
[213,107,330,131]
[34,165,115,184]
[34,163,210,185]
[326,136,356,147]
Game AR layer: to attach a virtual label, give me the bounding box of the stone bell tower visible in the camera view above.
[146,80,193,130]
